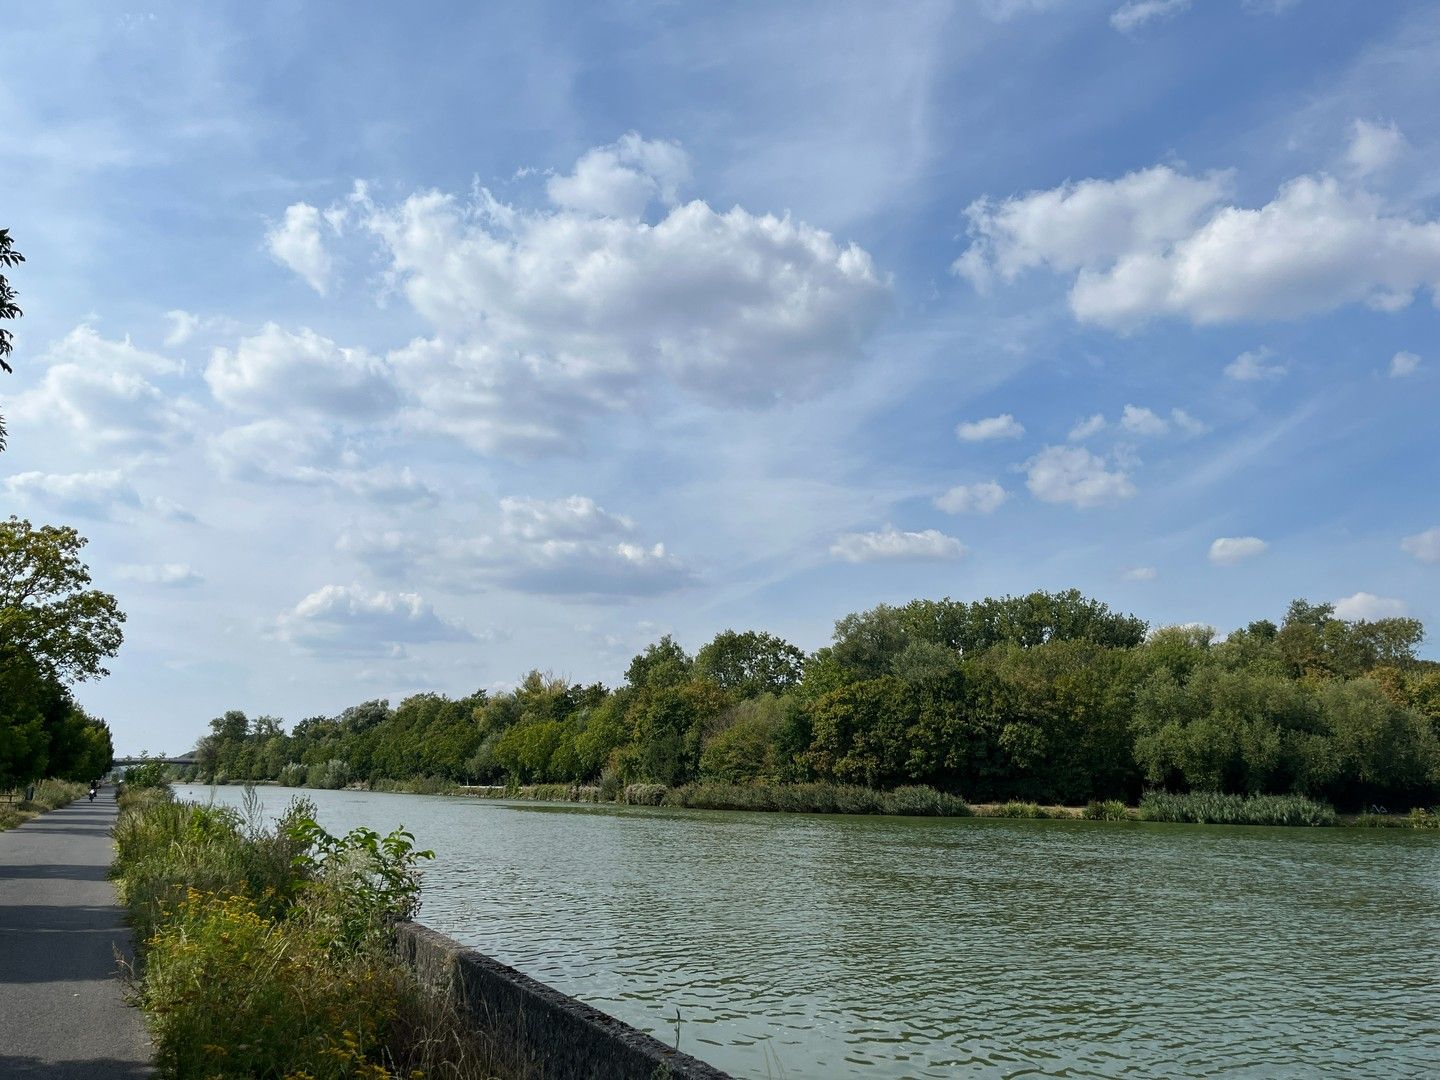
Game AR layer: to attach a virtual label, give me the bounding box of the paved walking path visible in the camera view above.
[0,795,154,1077]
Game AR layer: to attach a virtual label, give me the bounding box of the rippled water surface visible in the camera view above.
[176,785,1440,1079]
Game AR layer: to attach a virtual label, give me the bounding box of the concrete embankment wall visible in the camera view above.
[395,922,733,1080]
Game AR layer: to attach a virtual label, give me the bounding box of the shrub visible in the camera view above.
[124,760,171,790]
[1138,790,1336,827]
[1408,807,1439,830]
[1083,799,1131,821]
[278,761,307,787]
[621,783,668,805]
[307,758,352,789]
[136,889,400,1080]
[112,792,452,1078]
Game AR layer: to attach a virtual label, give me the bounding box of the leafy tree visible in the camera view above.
[0,228,23,452]
[695,629,805,697]
[625,635,693,691]
[0,518,126,682]
[699,695,788,782]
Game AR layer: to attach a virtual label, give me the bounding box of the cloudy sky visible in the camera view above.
[3,1,1438,753]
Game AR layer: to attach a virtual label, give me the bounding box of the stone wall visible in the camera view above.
[394,922,734,1080]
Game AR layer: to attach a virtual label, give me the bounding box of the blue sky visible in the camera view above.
[3,1,1438,754]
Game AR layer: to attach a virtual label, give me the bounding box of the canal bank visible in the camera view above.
[178,783,1440,1079]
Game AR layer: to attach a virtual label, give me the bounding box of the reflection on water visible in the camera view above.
[176,785,1440,1079]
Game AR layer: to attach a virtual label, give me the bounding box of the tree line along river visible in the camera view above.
[176,785,1440,1079]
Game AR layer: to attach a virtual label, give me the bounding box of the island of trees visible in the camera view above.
[190,590,1440,813]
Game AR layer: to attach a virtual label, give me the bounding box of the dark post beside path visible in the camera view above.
[0,794,153,1077]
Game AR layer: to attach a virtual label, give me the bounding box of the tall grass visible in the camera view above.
[972,801,1070,819]
[1138,790,1337,827]
[663,781,971,816]
[1083,799,1132,821]
[113,787,524,1078]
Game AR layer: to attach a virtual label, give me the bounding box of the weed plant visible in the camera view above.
[1138,790,1336,826]
[1083,799,1132,821]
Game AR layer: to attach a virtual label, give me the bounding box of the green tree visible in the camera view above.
[0,518,126,682]
[695,629,805,697]
[625,635,693,691]
[0,228,23,452]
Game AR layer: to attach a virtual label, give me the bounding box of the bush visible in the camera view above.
[112,791,450,1078]
[621,783,668,806]
[278,761,307,787]
[1083,799,1131,821]
[136,889,400,1079]
[306,758,352,789]
[1138,790,1336,827]
[1408,807,1439,830]
[124,760,171,790]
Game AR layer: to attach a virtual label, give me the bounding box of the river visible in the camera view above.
[173,785,1440,1079]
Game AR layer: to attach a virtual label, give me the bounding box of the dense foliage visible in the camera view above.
[113,787,513,1078]
[0,517,121,790]
[189,590,1440,811]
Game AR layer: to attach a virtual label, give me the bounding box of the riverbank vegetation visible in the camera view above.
[112,785,524,1079]
[183,591,1440,818]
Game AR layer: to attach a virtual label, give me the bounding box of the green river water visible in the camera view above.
[175,785,1440,1079]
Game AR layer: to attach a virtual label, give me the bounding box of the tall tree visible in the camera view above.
[0,517,126,683]
[0,228,24,452]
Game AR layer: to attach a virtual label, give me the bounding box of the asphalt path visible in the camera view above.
[0,795,153,1077]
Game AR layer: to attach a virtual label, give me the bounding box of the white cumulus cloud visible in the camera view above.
[1389,350,1421,378]
[956,160,1440,328]
[1225,347,1288,381]
[209,419,436,507]
[934,481,1009,515]
[1024,446,1135,508]
[1208,536,1268,565]
[206,324,398,420]
[10,325,193,450]
[343,141,890,453]
[955,413,1025,442]
[1068,413,1107,440]
[266,202,333,295]
[341,495,693,601]
[275,584,470,658]
[830,524,966,563]
[1345,119,1407,178]
[1333,591,1408,621]
[1400,526,1440,564]
[1120,404,1169,436]
[1111,0,1191,33]
[545,132,691,220]
[4,469,142,519]
[1121,565,1158,581]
